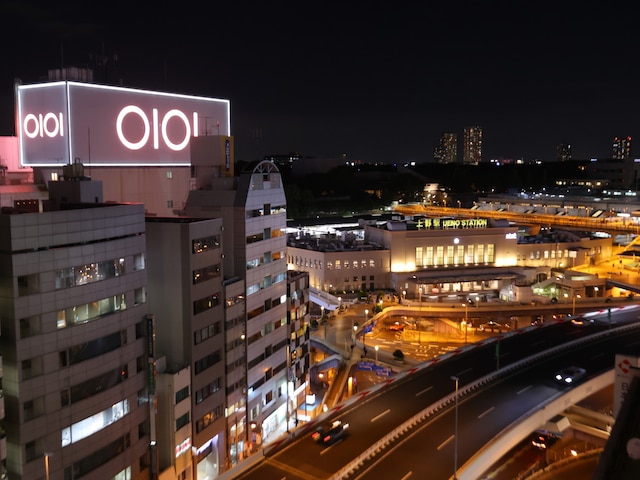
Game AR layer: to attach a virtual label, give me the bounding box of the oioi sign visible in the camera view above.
[17,81,230,167]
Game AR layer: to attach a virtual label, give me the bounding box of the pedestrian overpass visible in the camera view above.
[309,286,342,311]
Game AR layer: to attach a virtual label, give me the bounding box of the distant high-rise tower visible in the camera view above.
[463,126,482,164]
[434,132,458,164]
[613,136,632,159]
[557,144,572,162]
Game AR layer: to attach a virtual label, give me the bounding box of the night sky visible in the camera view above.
[2,1,639,164]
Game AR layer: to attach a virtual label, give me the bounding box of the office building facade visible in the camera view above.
[146,217,226,479]
[184,160,290,452]
[0,175,150,479]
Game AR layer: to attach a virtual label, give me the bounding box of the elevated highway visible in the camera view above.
[227,306,640,480]
[394,204,640,235]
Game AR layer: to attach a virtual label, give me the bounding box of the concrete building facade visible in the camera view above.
[0,176,150,480]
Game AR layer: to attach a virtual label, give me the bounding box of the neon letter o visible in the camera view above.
[117,105,150,150]
[161,109,191,151]
[23,114,40,138]
[43,112,60,137]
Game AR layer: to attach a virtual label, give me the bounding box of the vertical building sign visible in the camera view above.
[225,138,231,171]
[614,354,640,417]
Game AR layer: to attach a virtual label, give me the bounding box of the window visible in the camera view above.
[193,235,220,253]
[19,315,41,338]
[426,246,434,266]
[57,293,127,329]
[193,293,220,315]
[246,233,264,244]
[176,413,190,430]
[193,264,221,284]
[61,400,129,447]
[18,273,39,296]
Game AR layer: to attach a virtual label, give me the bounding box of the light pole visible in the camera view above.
[572,294,581,316]
[375,345,379,363]
[418,287,423,311]
[402,290,406,304]
[363,309,369,355]
[451,376,459,480]
[353,324,358,344]
[44,452,52,480]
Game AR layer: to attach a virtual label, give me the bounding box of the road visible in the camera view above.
[237,306,640,480]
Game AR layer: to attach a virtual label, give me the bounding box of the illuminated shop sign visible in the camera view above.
[17,81,230,167]
[176,437,191,458]
[416,218,489,229]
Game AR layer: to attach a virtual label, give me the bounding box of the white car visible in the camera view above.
[554,366,586,384]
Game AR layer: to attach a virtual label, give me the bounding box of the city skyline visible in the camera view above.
[2,1,640,164]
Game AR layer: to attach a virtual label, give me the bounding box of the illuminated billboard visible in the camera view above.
[17,81,230,167]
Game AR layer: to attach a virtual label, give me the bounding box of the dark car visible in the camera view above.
[570,316,595,327]
[554,366,586,384]
[311,420,349,444]
[479,320,506,332]
[531,431,561,450]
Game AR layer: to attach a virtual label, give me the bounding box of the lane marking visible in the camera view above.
[371,409,391,423]
[478,406,495,419]
[400,472,413,480]
[438,434,455,450]
[416,386,433,397]
[518,385,533,395]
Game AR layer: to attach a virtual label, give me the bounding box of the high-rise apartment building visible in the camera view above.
[463,126,482,165]
[434,133,458,164]
[184,158,290,455]
[557,143,572,162]
[613,136,632,159]
[0,168,151,479]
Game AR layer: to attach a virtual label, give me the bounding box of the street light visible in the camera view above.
[451,376,459,480]
[375,345,379,363]
[572,294,581,316]
[363,309,369,355]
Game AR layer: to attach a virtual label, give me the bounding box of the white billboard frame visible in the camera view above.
[17,81,231,167]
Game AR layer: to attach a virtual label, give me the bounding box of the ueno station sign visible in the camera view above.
[17,81,230,167]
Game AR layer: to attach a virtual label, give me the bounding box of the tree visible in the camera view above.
[393,349,404,361]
